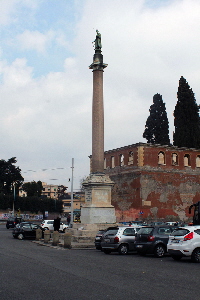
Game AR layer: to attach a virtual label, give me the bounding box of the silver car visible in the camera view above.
[101,226,142,255]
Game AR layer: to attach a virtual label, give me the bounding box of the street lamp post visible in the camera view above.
[70,158,74,227]
[12,182,16,217]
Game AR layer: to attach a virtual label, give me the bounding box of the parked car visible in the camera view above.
[135,225,176,258]
[6,217,24,229]
[95,230,107,250]
[167,226,200,262]
[40,220,68,232]
[12,222,42,240]
[165,222,179,226]
[149,222,165,226]
[95,227,118,250]
[101,226,142,255]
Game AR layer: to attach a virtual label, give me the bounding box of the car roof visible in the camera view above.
[176,225,200,230]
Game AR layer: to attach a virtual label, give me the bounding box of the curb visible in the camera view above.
[32,239,96,250]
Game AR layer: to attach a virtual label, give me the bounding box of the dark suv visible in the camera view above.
[135,225,175,258]
[6,217,24,229]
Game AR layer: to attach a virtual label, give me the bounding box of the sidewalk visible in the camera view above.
[32,238,96,250]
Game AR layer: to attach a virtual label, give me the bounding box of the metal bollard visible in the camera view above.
[64,232,72,249]
[52,231,60,246]
[44,230,51,243]
[36,228,42,241]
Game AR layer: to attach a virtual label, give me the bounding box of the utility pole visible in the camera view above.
[12,182,16,217]
[70,158,74,226]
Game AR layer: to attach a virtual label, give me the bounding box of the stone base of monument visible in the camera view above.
[80,172,116,224]
[81,207,116,224]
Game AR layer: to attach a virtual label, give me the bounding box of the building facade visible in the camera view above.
[99,143,200,222]
[41,182,67,200]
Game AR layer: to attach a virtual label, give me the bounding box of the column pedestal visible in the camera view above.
[81,173,116,224]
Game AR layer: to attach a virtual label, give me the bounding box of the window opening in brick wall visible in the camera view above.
[104,158,106,169]
[196,155,200,167]
[120,154,124,166]
[111,156,115,168]
[158,151,165,165]
[172,153,178,165]
[128,151,134,165]
[184,154,191,167]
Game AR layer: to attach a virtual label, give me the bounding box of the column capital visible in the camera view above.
[89,53,107,71]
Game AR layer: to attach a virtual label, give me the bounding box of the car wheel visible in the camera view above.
[171,255,182,261]
[191,248,200,263]
[154,244,165,258]
[18,233,24,240]
[103,249,111,254]
[118,244,129,255]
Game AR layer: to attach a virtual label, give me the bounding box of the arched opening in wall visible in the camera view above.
[158,151,165,165]
[128,151,134,165]
[111,156,115,168]
[172,153,178,165]
[184,154,191,167]
[196,155,200,167]
[104,158,106,169]
[119,154,124,166]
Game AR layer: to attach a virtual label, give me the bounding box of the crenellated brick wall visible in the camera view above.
[103,143,200,222]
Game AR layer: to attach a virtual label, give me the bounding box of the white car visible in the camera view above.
[167,226,200,262]
[41,220,68,232]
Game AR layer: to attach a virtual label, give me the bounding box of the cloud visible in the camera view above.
[16,30,56,54]
[0,0,39,26]
[1,0,200,189]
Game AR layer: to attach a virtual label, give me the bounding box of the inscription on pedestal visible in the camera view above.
[85,189,92,202]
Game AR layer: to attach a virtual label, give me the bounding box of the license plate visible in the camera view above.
[96,237,101,240]
[172,240,180,243]
[136,245,143,248]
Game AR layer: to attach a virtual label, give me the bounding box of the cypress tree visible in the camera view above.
[143,93,170,145]
[173,76,200,148]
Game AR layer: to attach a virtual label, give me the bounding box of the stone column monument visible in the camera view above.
[80,30,116,224]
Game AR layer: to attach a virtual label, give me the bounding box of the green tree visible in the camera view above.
[143,93,170,145]
[0,157,24,195]
[173,76,200,148]
[22,181,43,197]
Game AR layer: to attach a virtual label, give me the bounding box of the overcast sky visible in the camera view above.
[1,0,200,191]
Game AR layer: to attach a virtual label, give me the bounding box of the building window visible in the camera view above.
[184,154,190,166]
[104,158,106,169]
[172,153,178,165]
[158,151,165,165]
[128,151,134,165]
[111,156,115,168]
[184,154,191,167]
[196,155,200,167]
[119,154,124,166]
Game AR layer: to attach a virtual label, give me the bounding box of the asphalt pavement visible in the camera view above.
[0,224,200,300]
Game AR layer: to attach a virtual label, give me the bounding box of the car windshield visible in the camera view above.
[137,227,153,235]
[171,228,190,236]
